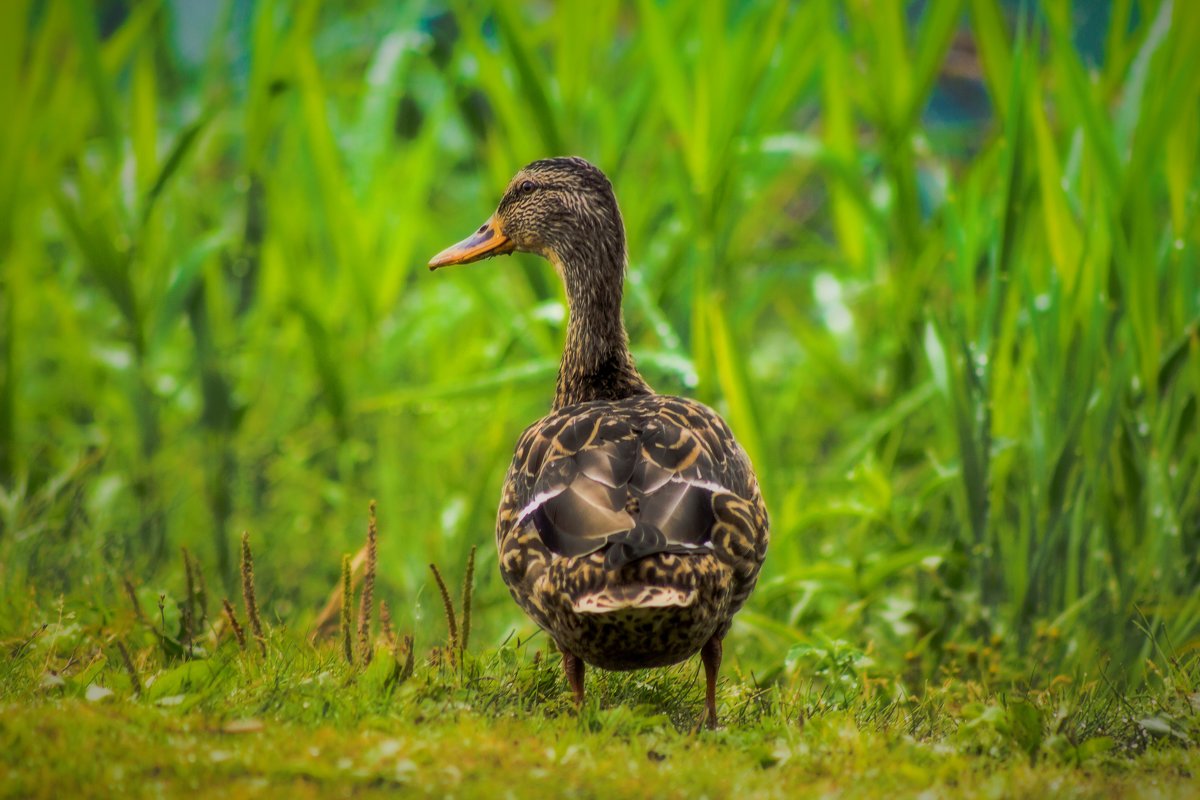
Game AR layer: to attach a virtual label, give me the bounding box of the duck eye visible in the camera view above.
[519,180,536,194]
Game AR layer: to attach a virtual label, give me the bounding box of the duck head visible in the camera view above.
[428,156,626,280]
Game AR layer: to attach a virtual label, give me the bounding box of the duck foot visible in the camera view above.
[700,635,722,729]
[562,649,585,706]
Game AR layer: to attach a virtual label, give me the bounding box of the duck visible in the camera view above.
[428,157,768,727]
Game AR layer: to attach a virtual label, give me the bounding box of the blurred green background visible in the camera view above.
[1,0,1197,685]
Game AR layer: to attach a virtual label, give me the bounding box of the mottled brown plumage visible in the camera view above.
[428,157,768,726]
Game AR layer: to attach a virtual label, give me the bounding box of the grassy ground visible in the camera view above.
[2,537,1197,799]
[4,628,1198,799]
[3,0,1200,796]
[3,700,1196,799]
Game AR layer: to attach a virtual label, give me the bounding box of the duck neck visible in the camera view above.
[552,247,651,409]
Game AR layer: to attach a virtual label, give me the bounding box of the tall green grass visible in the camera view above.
[0,0,1196,684]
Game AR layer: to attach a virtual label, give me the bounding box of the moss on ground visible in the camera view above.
[2,615,1196,799]
[3,697,1196,799]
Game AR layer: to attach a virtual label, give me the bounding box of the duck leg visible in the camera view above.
[700,635,722,729]
[562,650,586,706]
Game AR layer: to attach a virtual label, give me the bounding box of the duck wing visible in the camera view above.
[499,396,768,597]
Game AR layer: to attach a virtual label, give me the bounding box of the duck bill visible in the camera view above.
[428,216,516,270]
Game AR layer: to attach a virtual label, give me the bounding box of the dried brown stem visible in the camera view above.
[379,600,394,644]
[340,554,354,666]
[386,632,415,689]
[429,563,458,664]
[179,600,193,657]
[398,633,414,683]
[222,598,247,650]
[310,546,367,642]
[115,640,141,697]
[189,549,209,628]
[123,577,148,624]
[240,532,266,655]
[182,546,196,632]
[357,500,378,665]
[460,545,476,656]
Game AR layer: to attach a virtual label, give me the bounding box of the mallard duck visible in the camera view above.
[428,157,768,726]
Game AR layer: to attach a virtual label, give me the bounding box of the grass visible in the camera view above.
[1,0,1199,795]
[2,529,1197,798]
[6,701,1193,799]
[3,676,1198,799]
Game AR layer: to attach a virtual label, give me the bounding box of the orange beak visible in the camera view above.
[428,215,516,270]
